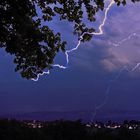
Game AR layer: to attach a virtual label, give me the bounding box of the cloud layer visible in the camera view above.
[70,1,140,76]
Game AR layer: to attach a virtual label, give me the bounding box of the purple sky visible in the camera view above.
[0,1,140,120]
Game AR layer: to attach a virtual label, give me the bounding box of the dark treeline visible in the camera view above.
[0,119,140,140]
[0,0,140,79]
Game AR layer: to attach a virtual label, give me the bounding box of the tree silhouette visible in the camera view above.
[0,0,139,79]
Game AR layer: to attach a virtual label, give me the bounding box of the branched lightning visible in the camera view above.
[32,0,115,81]
[90,31,140,121]
[109,32,140,47]
[108,32,140,73]
[31,64,67,81]
[131,63,140,71]
[31,71,50,81]
[31,0,140,123]
[90,66,127,122]
[108,31,140,71]
[65,0,115,64]
[90,62,140,122]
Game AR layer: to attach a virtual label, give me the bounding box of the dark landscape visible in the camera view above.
[0,118,140,140]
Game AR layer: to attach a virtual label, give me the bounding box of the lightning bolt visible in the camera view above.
[32,0,115,81]
[90,32,140,121]
[90,62,140,122]
[31,64,67,81]
[31,0,140,122]
[31,71,50,82]
[131,63,140,71]
[90,66,127,122]
[65,0,115,64]
[109,32,140,47]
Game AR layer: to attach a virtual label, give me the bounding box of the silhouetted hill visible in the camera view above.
[0,119,140,140]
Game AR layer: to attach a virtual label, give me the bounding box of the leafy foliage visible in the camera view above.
[0,0,139,79]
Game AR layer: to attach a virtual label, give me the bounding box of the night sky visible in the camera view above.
[0,1,140,120]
